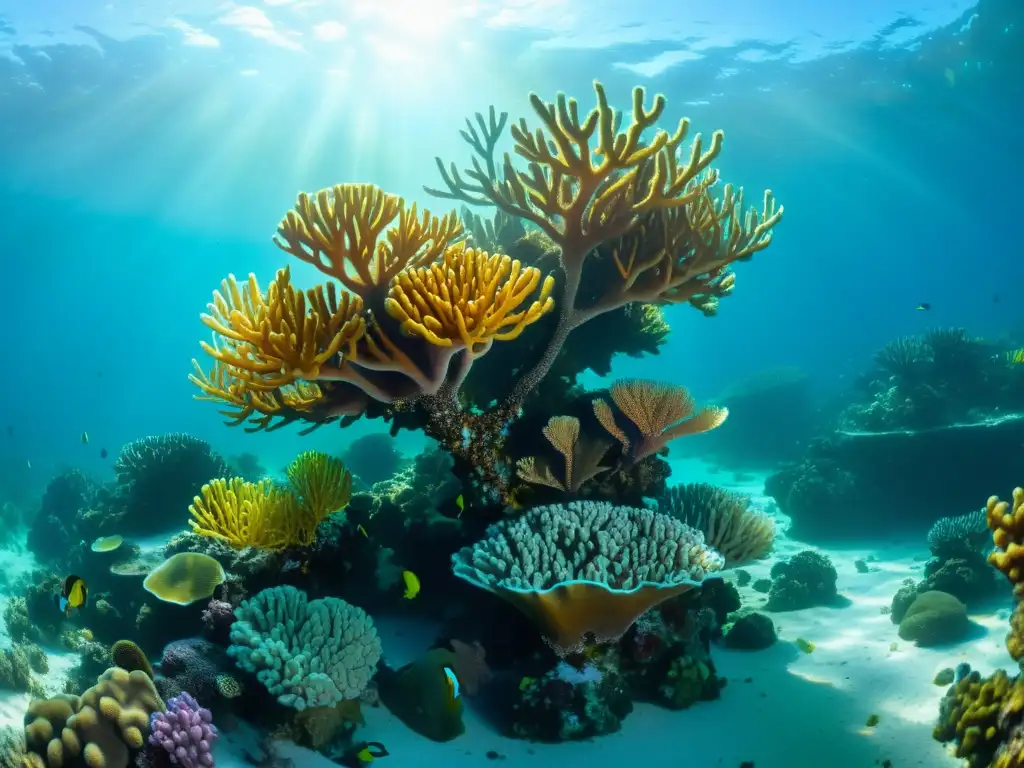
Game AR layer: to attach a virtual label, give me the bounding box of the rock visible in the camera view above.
[897,591,969,646]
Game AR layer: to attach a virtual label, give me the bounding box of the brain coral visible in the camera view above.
[228,585,381,710]
[23,667,164,768]
[452,500,725,654]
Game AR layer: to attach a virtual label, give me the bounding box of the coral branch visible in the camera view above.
[594,379,728,464]
[516,415,611,492]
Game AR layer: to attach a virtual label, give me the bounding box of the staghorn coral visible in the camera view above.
[929,509,991,560]
[228,585,381,710]
[659,482,775,566]
[592,379,728,465]
[516,415,610,492]
[451,500,724,655]
[189,83,782,504]
[23,667,164,768]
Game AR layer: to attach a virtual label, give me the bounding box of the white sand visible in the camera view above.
[8,458,1012,766]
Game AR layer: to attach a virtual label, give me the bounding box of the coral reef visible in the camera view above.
[452,500,725,655]
[105,434,230,536]
[148,692,217,768]
[189,82,782,510]
[765,550,840,611]
[228,585,381,710]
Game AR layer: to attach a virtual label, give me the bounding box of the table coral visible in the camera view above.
[452,500,724,655]
[228,585,381,710]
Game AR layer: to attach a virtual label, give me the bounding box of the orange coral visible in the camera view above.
[593,379,728,464]
[199,268,365,389]
[273,183,462,298]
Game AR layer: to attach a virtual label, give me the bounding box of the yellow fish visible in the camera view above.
[56,575,88,617]
[1006,348,1024,365]
[81,431,89,444]
[796,637,816,654]
[355,742,389,762]
[357,524,369,538]
[402,570,420,600]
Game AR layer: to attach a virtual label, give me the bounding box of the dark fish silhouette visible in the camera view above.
[915,303,931,311]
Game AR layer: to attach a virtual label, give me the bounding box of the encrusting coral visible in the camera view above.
[189,81,782,502]
[451,500,724,655]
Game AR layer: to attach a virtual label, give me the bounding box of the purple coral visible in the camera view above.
[201,599,234,644]
[149,692,218,768]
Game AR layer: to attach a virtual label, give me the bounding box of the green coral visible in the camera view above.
[228,585,381,710]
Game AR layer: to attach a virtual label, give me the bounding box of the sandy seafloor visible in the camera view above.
[1,456,1012,768]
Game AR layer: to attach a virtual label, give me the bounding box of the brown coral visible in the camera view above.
[593,379,728,464]
[516,415,610,492]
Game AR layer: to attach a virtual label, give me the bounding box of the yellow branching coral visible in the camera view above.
[199,267,365,389]
[286,451,352,536]
[385,246,556,350]
[516,415,610,492]
[189,477,301,550]
[593,379,728,464]
[273,183,463,298]
[189,358,333,434]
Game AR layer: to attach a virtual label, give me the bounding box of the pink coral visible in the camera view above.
[149,692,218,768]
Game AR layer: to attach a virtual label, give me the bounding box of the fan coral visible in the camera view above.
[659,482,775,566]
[148,692,217,768]
[451,500,724,655]
[228,585,381,710]
[190,82,782,501]
[592,379,728,466]
[516,415,611,492]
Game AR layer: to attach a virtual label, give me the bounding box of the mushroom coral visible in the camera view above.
[189,82,782,502]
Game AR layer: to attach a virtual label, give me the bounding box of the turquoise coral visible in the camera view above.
[227,585,381,710]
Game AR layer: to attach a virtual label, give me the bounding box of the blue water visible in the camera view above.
[0,1,1021,764]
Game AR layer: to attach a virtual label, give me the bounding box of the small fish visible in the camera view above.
[436,493,465,520]
[402,570,420,600]
[443,665,461,702]
[355,742,389,763]
[55,575,88,617]
[1006,349,1024,365]
[866,713,880,727]
[357,524,369,539]
[795,637,815,654]
[100,447,108,459]
[519,675,536,691]
[26,459,31,469]
[81,431,89,444]
[915,303,931,311]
